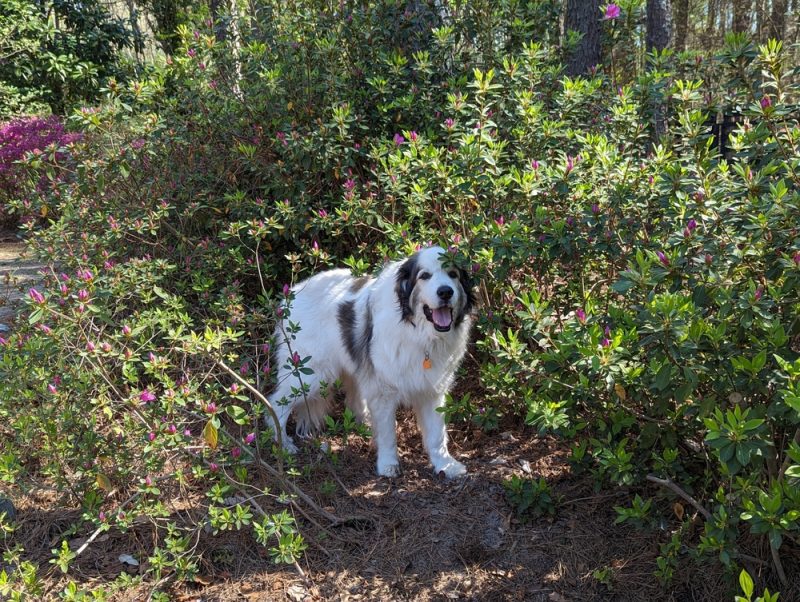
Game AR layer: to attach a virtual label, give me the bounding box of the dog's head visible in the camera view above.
[395,246,475,333]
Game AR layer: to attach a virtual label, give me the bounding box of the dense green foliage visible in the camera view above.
[1,1,799,597]
[0,0,135,117]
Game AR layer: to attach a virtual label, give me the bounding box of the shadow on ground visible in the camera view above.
[8,411,766,601]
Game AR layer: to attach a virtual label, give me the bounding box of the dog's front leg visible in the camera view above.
[415,397,467,478]
[369,398,401,477]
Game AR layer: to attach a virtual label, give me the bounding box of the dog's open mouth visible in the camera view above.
[423,305,453,332]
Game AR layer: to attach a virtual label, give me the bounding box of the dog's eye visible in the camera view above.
[418,272,431,280]
[448,271,459,279]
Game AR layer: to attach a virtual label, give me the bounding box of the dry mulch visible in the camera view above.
[8,413,773,602]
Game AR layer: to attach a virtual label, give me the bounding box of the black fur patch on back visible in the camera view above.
[395,254,419,324]
[350,276,370,293]
[337,298,374,368]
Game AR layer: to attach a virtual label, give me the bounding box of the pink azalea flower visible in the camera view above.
[604,4,621,19]
[140,390,156,403]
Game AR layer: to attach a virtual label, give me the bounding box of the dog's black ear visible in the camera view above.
[395,255,418,324]
[455,267,476,326]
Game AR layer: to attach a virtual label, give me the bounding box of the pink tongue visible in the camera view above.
[432,307,452,328]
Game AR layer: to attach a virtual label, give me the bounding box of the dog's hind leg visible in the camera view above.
[267,370,303,454]
[341,374,370,425]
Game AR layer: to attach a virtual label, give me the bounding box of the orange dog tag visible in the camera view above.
[423,353,432,370]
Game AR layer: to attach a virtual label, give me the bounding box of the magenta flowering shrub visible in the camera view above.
[0,3,798,597]
[0,115,81,226]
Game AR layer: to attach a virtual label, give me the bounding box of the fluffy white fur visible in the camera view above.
[267,246,474,478]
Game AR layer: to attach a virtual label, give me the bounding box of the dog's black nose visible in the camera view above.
[437,285,454,301]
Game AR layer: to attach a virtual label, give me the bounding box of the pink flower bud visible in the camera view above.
[245,432,256,444]
[148,431,156,442]
[28,288,45,304]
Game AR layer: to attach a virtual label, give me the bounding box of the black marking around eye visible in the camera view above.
[454,267,476,327]
[395,254,419,325]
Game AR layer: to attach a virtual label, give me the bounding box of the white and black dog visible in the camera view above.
[267,246,475,478]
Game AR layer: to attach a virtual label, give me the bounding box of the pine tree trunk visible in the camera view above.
[673,0,689,51]
[564,0,602,76]
[770,0,788,39]
[733,0,753,33]
[646,0,673,51]
[708,0,717,31]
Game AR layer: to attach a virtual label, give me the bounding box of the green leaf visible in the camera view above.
[226,405,249,425]
[739,569,754,599]
[654,364,672,391]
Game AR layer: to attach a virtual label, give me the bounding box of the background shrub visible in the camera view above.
[1,0,799,597]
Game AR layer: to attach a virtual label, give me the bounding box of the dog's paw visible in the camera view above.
[280,436,299,454]
[436,460,467,479]
[377,462,401,478]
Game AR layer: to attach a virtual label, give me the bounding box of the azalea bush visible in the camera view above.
[0,0,799,597]
[0,115,80,227]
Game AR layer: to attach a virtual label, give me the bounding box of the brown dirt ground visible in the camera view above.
[11,415,794,602]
